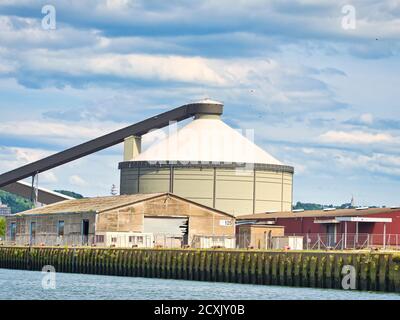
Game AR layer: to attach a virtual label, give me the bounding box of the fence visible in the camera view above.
[4,234,96,247]
[3,233,236,249]
[298,233,400,250]
[5,232,400,251]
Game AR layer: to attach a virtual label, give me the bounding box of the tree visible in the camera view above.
[0,217,5,239]
[54,190,84,199]
[0,190,32,213]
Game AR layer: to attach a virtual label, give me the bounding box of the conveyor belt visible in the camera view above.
[0,102,223,189]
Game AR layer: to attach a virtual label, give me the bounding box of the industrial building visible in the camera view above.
[0,200,11,216]
[5,98,398,251]
[0,100,293,218]
[120,99,294,216]
[0,99,296,248]
[236,223,284,249]
[5,193,235,248]
[238,207,400,249]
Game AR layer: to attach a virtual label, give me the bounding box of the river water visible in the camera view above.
[0,268,399,300]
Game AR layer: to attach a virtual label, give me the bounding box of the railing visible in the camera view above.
[293,233,400,250]
[235,233,400,250]
[4,232,400,250]
[3,234,96,247]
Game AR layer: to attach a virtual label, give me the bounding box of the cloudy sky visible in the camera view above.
[0,0,399,206]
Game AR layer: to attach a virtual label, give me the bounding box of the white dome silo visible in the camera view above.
[119,100,294,216]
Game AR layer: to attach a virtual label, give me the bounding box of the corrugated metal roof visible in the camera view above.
[15,192,236,218]
[237,207,399,220]
[16,193,165,216]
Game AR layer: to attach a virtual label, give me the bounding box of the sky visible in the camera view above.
[0,0,399,207]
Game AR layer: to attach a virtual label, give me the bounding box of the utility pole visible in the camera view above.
[31,172,39,208]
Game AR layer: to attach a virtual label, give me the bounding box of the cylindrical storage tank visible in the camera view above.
[119,100,294,216]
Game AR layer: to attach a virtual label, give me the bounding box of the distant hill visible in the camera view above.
[0,190,84,214]
[0,191,32,213]
[54,190,84,199]
[293,201,356,211]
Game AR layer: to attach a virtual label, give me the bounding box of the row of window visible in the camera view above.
[95,235,145,244]
[9,220,65,241]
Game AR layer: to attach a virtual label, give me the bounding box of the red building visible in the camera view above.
[237,207,400,249]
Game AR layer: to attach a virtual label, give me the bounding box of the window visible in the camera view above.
[129,236,144,244]
[95,235,104,243]
[57,221,64,237]
[111,237,117,243]
[30,222,36,240]
[10,222,16,241]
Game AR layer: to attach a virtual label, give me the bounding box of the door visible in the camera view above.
[144,217,189,247]
[30,222,36,245]
[326,224,336,247]
[9,222,16,242]
[82,219,89,245]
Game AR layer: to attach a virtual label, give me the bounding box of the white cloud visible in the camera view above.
[0,145,120,197]
[0,16,100,50]
[69,175,87,187]
[40,171,58,183]
[360,113,374,124]
[0,120,125,146]
[10,147,51,163]
[0,0,400,207]
[0,146,58,183]
[335,153,400,177]
[319,130,395,144]
[105,0,130,10]
[0,146,52,172]
[18,50,227,85]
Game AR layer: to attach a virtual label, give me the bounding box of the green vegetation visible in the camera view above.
[0,190,32,213]
[0,190,83,214]
[0,217,5,238]
[293,201,356,211]
[54,190,84,199]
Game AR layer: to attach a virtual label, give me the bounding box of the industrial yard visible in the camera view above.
[1,0,399,309]
[1,100,400,252]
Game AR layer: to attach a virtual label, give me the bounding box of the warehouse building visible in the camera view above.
[6,193,235,248]
[236,223,284,249]
[120,99,294,216]
[238,207,400,249]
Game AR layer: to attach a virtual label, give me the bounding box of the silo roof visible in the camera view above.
[131,116,283,165]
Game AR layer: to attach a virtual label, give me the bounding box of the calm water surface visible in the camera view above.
[0,268,399,300]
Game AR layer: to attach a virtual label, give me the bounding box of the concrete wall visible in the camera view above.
[237,225,285,249]
[96,194,235,244]
[120,165,293,216]
[6,212,96,245]
[6,195,234,247]
[2,248,400,293]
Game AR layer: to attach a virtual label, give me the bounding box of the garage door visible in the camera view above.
[144,217,188,236]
